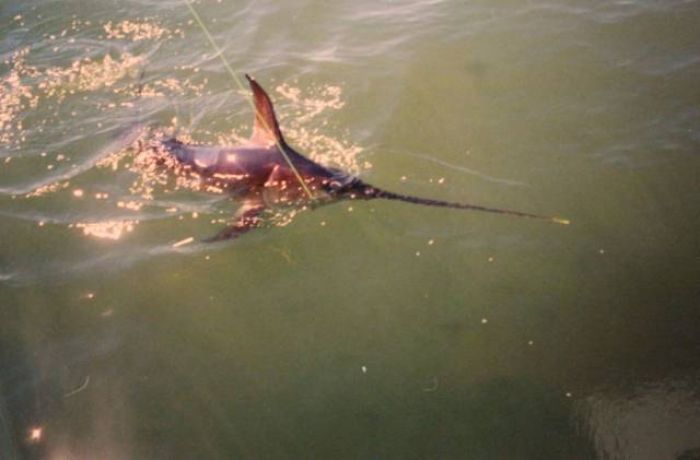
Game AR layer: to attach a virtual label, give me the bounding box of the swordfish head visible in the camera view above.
[158,74,365,206]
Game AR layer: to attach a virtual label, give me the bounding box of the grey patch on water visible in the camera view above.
[677,448,700,460]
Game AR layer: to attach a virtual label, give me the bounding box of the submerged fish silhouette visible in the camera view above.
[159,75,568,241]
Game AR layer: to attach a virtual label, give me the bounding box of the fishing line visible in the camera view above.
[184,1,569,225]
[183,0,314,200]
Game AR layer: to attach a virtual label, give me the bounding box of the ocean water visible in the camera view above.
[1,0,699,458]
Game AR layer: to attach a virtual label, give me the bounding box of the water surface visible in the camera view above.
[1,0,699,458]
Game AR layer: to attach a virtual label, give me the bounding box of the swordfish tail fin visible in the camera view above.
[371,188,570,225]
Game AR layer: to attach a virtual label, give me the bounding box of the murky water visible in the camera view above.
[1,0,699,458]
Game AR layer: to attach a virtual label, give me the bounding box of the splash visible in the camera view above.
[39,53,145,99]
[127,130,208,199]
[1,15,191,155]
[103,19,176,41]
[72,220,137,240]
[0,48,40,148]
[276,83,345,123]
[25,181,70,198]
[275,83,369,175]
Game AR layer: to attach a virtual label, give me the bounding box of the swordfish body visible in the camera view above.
[159,75,567,241]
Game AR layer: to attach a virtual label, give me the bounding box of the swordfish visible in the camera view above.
[157,75,568,241]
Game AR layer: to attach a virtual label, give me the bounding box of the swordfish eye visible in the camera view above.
[327,180,343,191]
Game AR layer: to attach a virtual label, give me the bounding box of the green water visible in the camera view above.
[2,0,700,458]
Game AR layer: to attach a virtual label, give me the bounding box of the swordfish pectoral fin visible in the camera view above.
[203,199,267,242]
[245,74,285,147]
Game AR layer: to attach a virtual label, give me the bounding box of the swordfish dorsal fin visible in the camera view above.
[245,74,285,147]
